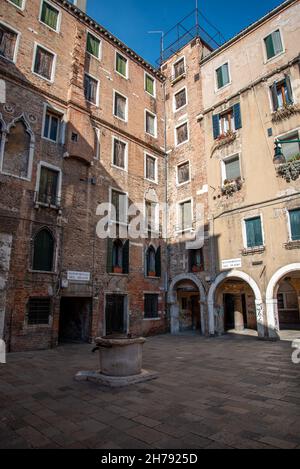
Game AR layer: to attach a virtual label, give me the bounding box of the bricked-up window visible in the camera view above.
[84,74,98,105]
[177,161,190,185]
[173,58,185,79]
[114,92,127,121]
[38,166,59,206]
[270,76,293,111]
[189,248,204,272]
[174,88,187,111]
[179,200,192,232]
[145,154,156,181]
[86,32,100,59]
[264,30,283,60]
[113,138,126,169]
[0,23,18,62]
[107,239,129,274]
[145,73,155,96]
[176,122,188,146]
[144,294,159,319]
[33,45,55,81]
[111,189,128,224]
[40,1,60,32]
[116,52,128,78]
[27,298,51,325]
[2,119,30,178]
[216,63,230,90]
[33,229,54,272]
[289,209,300,241]
[145,111,156,137]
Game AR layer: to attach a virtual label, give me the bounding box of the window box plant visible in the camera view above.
[276,155,300,182]
[272,104,300,123]
[221,177,243,197]
[212,131,237,154]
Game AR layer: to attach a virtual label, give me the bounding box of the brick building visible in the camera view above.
[0,0,299,351]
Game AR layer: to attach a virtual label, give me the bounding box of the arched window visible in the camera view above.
[33,229,55,272]
[146,246,161,278]
[107,239,129,274]
[2,117,32,179]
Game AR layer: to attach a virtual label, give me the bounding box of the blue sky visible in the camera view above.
[84,0,284,66]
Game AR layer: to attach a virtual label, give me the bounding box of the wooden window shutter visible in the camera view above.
[212,114,220,139]
[107,238,113,273]
[155,246,161,277]
[122,240,129,274]
[284,75,293,105]
[233,103,242,130]
[271,82,279,111]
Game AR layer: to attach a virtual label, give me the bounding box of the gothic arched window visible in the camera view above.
[32,229,55,272]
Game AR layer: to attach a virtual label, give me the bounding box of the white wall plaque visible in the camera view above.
[221,259,242,270]
[67,271,91,282]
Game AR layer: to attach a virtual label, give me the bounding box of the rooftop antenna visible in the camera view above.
[196,0,200,37]
[148,31,164,65]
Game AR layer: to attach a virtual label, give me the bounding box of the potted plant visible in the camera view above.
[148,271,156,277]
[113,266,123,274]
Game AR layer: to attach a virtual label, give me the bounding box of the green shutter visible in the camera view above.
[33,229,54,272]
[155,246,161,277]
[233,103,242,130]
[271,82,279,111]
[265,34,275,59]
[116,54,127,76]
[122,240,129,274]
[146,75,154,95]
[246,217,263,248]
[41,2,58,30]
[284,75,293,105]
[107,238,113,273]
[290,210,300,241]
[216,67,224,89]
[212,114,220,139]
[87,33,100,58]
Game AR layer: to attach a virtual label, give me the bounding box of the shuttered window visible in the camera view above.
[114,92,127,120]
[144,294,159,319]
[212,103,242,139]
[28,298,51,325]
[38,166,59,206]
[264,30,283,60]
[145,74,155,96]
[270,76,293,111]
[245,217,263,248]
[113,138,126,169]
[216,63,230,89]
[34,45,55,80]
[40,1,59,31]
[116,53,127,77]
[84,74,98,104]
[224,155,241,182]
[0,23,18,61]
[33,229,54,272]
[87,32,100,58]
[176,122,188,145]
[177,161,190,184]
[146,111,156,136]
[289,209,300,241]
[107,239,129,274]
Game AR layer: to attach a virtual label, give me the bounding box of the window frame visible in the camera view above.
[84,72,100,106]
[32,42,57,83]
[86,29,102,60]
[7,0,25,11]
[263,28,285,63]
[93,126,101,160]
[111,135,128,172]
[174,120,189,147]
[39,0,61,33]
[242,214,265,249]
[172,56,186,80]
[215,61,231,92]
[115,50,129,79]
[221,153,242,185]
[41,103,65,144]
[35,161,62,208]
[109,186,129,226]
[113,89,128,122]
[287,208,300,242]
[31,227,56,274]
[144,200,159,236]
[144,152,158,184]
[0,20,21,64]
[26,297,52,327]
[173,86,188,113]
[177,197,193,234]
[145,109,157,138]
[275,127,300,161]
[176,159,191,186]
[144,72,156,98]
[143,292,160,320]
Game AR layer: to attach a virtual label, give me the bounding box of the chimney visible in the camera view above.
[73,0,87,13]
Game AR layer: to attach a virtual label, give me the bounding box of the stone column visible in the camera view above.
[170,303,180,334]
[233,294,244,331]
[266,299,280,340]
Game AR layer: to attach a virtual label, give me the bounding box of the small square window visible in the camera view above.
[245,217,263,248]
[40,1,60,31]
[87,32,100,59]
[177,161,190,185]
[84,74,98,105]
[264,30,283,60]
[116,52,128,78]
[145,74,155,96]
[0,23,18,62]
[145,111,156,137]
[176,122,188,146]
[216,63,230,90]
[113,138,126,169]
[174,88,187,111]
[34,45,55,81]
[27,298,51,325]
[145,154,156,181]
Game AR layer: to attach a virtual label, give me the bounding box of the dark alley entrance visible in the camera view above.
[59,297,92,343]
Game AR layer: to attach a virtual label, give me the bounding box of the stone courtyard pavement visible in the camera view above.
[0,334,300,450]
